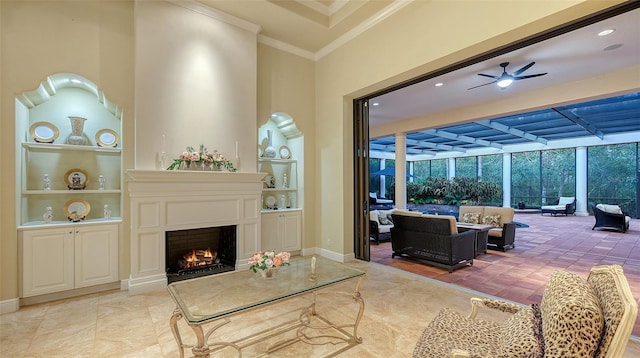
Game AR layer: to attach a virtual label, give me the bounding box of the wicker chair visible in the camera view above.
[592,204,630,233]
[413,265,638,358]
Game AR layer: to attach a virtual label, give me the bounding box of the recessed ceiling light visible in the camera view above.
[604,44,623,51]
[435,83,443,87]
[598,28,615,37]
[372,102,380,106]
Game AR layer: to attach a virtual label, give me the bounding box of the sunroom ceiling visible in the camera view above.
[369,92,640,158]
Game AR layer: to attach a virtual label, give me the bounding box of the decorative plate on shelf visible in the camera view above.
[264,195,277,209]
[29,122,59,143]
[279,145,291,159]
[64,168,89,190]
[264,174,276,188]
[95,128,119,147]
[64,198,91,222]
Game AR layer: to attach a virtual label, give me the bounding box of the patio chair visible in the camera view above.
[412,265,638,358]
[541,196,576,216]
[592,203,630,233]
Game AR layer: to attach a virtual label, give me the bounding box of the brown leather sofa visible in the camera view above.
[390,210,475,273]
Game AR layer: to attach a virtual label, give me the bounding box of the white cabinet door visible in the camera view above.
[281,211,301,252]
[261,212,281,251]
[75,224,118,288]
[22,228,75,297]
[261,211,301,252]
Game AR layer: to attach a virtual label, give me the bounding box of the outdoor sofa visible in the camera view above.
[369,208,396,244]
[458,205,516,251]
[390,210,475,272]
[541,196,576,216]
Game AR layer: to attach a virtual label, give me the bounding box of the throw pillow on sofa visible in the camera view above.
[482,214,501,227]
[461,212,481,224]
[378,209,396,225]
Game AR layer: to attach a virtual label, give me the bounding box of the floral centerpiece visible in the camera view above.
[248,251,291,278]
[167,144,237,172]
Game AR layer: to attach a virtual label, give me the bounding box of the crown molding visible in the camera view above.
[315,0,411,60]
[167,0,262,34]
[258,35,316,61]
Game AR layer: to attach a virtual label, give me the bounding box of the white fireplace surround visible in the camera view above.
[126,170,265,294]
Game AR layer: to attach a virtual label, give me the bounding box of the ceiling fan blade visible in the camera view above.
[478,73,500,79]
[513,73,547,80]
[467,81,497,90]
[512,61,535,76]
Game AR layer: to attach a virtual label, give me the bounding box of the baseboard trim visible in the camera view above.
[319,248,355,263]
[0,298,20,314]
[128,274,167,295]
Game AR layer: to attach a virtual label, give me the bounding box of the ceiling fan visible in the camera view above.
[468,61,547,90]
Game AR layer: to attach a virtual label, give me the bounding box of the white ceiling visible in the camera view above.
[195,1,640,132]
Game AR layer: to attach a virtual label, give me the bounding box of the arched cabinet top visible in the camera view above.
[16,73,123,120]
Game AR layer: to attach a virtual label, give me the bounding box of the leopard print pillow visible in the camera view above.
[541,270,604,358]
[498,304,544,358]
[461,212,481,224]
[482,214,501,227]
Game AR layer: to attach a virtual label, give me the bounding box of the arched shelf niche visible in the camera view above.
[258,112,304,211]
[15,72,124,225]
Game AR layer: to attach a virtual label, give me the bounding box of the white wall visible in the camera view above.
[134,1,259,171]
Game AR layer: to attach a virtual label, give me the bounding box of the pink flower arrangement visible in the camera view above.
[248,251,291,273]
[167,144,237,171]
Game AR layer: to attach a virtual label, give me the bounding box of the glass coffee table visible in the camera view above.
[167,256,366,357]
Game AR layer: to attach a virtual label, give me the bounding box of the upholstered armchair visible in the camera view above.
[413,265,638,358]
[592,203,631,233]
[541,196,576,216]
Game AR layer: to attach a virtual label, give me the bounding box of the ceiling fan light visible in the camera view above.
[497,78,513,88]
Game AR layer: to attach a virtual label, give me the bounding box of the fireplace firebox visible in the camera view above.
[165,226,236,283]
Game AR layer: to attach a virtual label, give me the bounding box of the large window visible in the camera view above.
[369,158,380,196]
[512,152,541,207]
[541,148,576,203]
[431,159,447,178]
[413,160,430,181]
[456,157,477,178]
[588,143,638,215]
[480,154,503,205]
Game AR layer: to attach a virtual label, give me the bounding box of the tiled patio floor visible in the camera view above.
[370,212,640,337]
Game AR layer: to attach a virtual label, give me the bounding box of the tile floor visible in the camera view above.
[2,259,639,357]
[371,211,640,337]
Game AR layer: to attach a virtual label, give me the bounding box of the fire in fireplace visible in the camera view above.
[165,225,236,283]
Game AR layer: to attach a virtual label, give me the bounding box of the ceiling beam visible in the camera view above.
[405,138,467,153]
[476,119,548,145]
[551,108,604,139]
[422,129,503,149]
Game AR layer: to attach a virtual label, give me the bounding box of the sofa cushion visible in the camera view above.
[483,206,514,226]
[558,196,575,205]
[369,210,379,223]
[482,214,501,227]
[596,203,623,214]
[461,212,481,224]
[540,270,604,358]
[422,214,458,234]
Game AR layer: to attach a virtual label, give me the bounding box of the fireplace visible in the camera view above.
[165,225,237,283]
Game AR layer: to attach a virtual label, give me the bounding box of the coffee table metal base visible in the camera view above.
[170,276,365,357]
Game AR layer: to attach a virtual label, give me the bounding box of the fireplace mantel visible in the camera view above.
[126,170,266,294]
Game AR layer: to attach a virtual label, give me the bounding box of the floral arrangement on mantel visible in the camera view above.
[248,251,291,277]
[167,144,237,172]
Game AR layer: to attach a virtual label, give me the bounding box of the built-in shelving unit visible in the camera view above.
[258,114,304,253]
[16,73,122,298]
